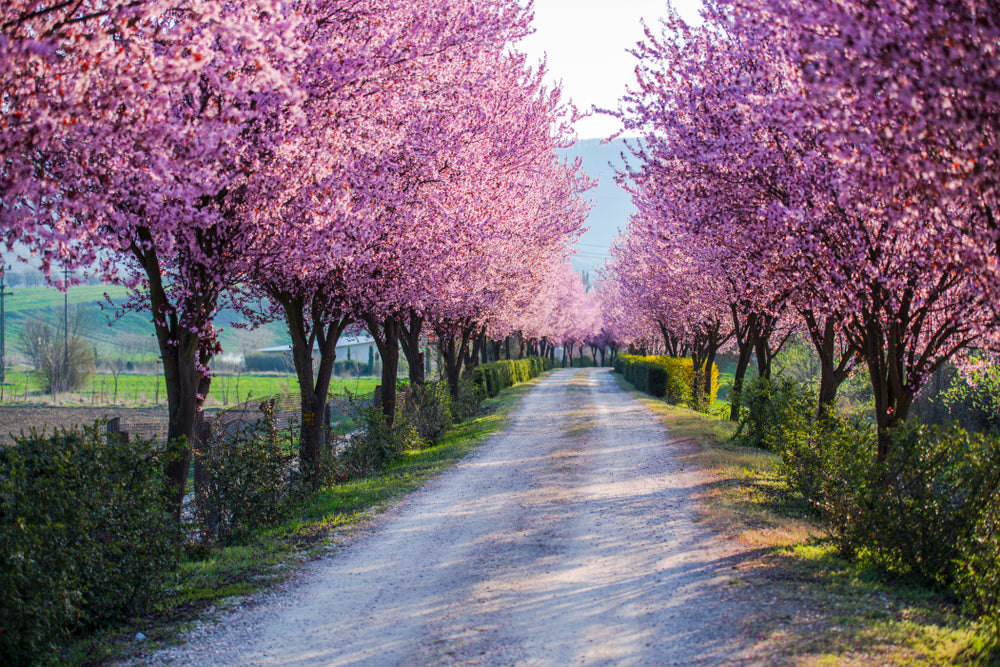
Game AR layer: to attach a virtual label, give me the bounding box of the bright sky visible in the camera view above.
[519,0,702,140]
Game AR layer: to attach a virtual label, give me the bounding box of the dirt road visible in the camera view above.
[136,368,756,666]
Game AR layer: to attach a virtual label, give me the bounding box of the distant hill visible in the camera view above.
[1,285,288,366]
[560,137,637,275]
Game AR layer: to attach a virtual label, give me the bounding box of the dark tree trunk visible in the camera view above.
[465,326,486,376]
[275,290,350,487]
[690,321,733,412]
[728,307,757,422]
[400,311,425,388]
[133,229,217,525]
[366,315,401,425]
[803,311,856,420]
[438,328,472,398]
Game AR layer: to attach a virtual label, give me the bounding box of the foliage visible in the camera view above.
[942,365,1000,436]
[406,380,454,445]
[194,404,295,547]
[18,315,96,394]
[613,353,718,409]
[771,402,1000,628]
[333,360,370,377]
[735,377,815,450]
[471,356,554,398]
[955,490,1000,628]
[450,376,485,422]
[774,411,876,533]
[243,352,293,373]
[0,423,180,664]
[336,407,421,480]
[860,424,1000,588]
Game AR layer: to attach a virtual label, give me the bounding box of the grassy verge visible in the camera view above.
[61,377,543,666]
[615,372,999,666]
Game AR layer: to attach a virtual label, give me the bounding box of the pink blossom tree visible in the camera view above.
[614,0,1000,456]
[2,0,305,518]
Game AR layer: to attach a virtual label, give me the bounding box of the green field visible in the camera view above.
[0,370,379,407]
[1,285,289,357]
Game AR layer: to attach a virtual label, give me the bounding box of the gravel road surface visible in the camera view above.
[131,367,756,666]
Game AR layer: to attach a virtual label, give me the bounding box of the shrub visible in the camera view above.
[774,412,1000,627]
[735,377,815,450]
[861,423,1000,586]
[407,380,454,444]
[613,354,717,409]
[336,407,421,479]
[774,411,875,537]
[333,360,369,377]
[18,313,96,394]
[195,404,295,546]
[450,376,484,421]
[955,490,1000,627]
[0,423,180,664]
[471,356,552,399]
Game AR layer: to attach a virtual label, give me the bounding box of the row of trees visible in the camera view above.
[602,0,1000,459]
[1,0,605,520]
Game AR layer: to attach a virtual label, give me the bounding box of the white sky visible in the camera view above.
[519,0,702,140]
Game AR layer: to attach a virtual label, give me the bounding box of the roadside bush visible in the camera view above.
[333,360,369,377]
[775,412,1000,626]
[195,404,294,546]
[735,377,815,450]
[774,412,875,536]
[860,423,1000,587]
[451,376,484,421]
[0,423,180,664]
[613,354,717,409]
[472,356,553,399]
[337,407,421,479]
[407,380,454,444]
[955,490,1000,627]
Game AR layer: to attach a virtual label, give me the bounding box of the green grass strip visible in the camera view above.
[61,376,543,666]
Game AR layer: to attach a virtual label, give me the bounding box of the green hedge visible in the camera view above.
[0,423,180,664]
[613,354,719,409]
[472,356,555,398]
[772,406,1000,628]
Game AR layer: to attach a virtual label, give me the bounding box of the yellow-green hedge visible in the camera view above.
[613,354,718,409]
[472,356,555,398]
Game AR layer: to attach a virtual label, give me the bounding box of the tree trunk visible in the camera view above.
[135,230,215,525]
[465,326,486,377]
[438,329,471,398]
[400,311,425,388]
[277,291,349,488]
[729,308,758,422]
[803,310,856,421]
[367,316,401,425]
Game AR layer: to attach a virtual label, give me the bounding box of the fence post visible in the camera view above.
[106,417,129,445]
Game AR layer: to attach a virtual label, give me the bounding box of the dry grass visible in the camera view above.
[615,373,1000,666]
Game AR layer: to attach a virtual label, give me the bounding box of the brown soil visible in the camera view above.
[0,406,172,444]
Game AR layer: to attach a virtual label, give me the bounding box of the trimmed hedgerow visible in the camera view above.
[613,354,718,409]
[0,423,180,665]
[471,356,555,398]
